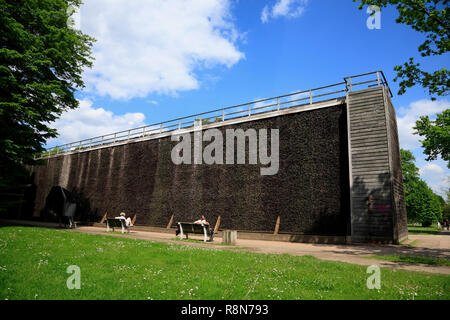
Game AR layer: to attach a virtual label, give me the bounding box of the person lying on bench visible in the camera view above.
[116,212,133,227]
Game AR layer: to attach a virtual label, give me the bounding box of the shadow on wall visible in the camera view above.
[40,186,100,224]
[70,188,100,223]
[352,172,393,239]
[309,207,349,236]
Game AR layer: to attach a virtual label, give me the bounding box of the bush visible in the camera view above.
[422,221,432,227]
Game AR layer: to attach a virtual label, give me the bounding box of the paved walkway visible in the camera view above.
[2,220,449,275]
[71,225,450,275]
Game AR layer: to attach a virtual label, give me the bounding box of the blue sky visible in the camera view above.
[49,0,449,197]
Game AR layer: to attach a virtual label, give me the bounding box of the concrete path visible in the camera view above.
[1,220,449,275]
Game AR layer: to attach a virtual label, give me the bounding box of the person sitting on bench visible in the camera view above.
[194,215,209,225]
[116,212,133,227]
[175,215,209,236]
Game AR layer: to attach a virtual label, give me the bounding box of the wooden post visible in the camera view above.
[274,216,280,235]
[99,212,107,224]
[222,230,237,245]
[214,216,221,233]
[167,215,174,229]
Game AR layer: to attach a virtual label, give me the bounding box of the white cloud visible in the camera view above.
[396,99,449,150]
[395,99,449,197]
[261,6,270,23]
[420,163,445,176]
[419,162,449,198]
[48,99,146,145]
[287,90,309,102]
[78,0,244,100]
[261,0,308,23]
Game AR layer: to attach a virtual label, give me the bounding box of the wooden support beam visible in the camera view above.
[274,216,280,235]
[214,216,221,233]
[99,212,107,224]
[167,214,174,229]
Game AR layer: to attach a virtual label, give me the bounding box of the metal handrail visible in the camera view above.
[344,70,392,97]
[40,71,391,158]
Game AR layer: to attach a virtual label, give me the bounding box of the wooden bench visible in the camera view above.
[177,222,215,242]
[59,216,76,229]
[105,218,130,234]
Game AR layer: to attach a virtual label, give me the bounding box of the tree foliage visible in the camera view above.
[414,108,450,168]
[400,149,420,183]
[355,0,449,99]
[443,202,450,220]
[0,0,94,199]
[406,179,442,224]
[441,187,450,220]
[401,149,443,224]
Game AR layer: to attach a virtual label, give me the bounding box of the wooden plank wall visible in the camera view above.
[347,87,396,242]
[383,88,408,242]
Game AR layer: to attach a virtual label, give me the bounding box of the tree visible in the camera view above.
[414,108,450,168]
[405,179,442,225]
[401,148,443,224]
[400,149,420,183]
[442,188,450,220]
[0,0,94,211]
[443,202,450,220]
[355,0,449,99]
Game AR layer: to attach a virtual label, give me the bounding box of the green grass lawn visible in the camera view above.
[0,226,449,300]
[408,224,443,235]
